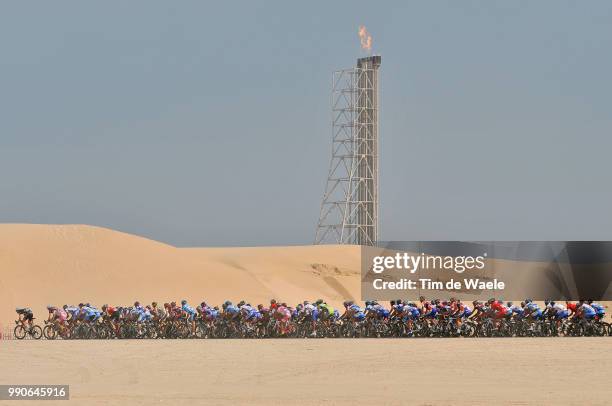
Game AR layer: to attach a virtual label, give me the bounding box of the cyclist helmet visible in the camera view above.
[181,300,187,306]
[507,302,513,307]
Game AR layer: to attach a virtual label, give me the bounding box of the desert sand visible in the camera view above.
[0,224,360,326]
[1,338,611,405]
[1,224,612,405]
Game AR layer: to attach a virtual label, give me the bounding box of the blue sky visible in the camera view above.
[1,1,611,246]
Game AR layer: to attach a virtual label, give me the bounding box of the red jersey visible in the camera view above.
[491,301,506,313]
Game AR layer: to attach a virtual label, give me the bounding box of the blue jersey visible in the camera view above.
[203,307,219,319]
[349,304,365,321]
[581,304,596,317]
[182,304,196,315]
[526,303,540,312]
[402,306,420,319]
[65,306,80,319]
[83,307,101,321]
[225,305,239,317]
[372,305,389,318]
[424,307,438,317]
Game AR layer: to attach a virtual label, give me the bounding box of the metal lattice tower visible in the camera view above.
[315,56,381,246]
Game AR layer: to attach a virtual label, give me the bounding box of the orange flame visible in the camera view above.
[358,25,372,52]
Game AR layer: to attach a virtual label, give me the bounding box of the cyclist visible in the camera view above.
[273,303,293,335]
[101,304,121,335]
[421,300,438,324]
[46,305,67,332]
[317,301,337,325]
[151,302,167,321]
[450,299,470,333]
[16,307,35,330]
[79,303,102,324]
[181,300,197,335]
[508,302,525,319]
[400,302,420,333]
[550,301,569,330]
[523,299,542,321]
[566,301,579,318]
[341,301,366,334]
[577,301,597,321]
[588,300,606,320]
[63,304,80,325]
[301,301,319,337]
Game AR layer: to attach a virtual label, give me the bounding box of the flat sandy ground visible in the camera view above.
[1,339,611,405]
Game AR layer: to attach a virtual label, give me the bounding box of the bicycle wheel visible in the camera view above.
[14,325,27,340]
[30,325,43,339]
[594,323,606,336]
[43,325,57,340]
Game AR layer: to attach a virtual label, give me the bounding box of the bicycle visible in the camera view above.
[14,319,42,340]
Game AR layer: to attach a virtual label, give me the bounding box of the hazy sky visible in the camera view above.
[1,2,611,246]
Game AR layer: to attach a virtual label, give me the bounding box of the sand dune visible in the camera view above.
[0,224,361,325]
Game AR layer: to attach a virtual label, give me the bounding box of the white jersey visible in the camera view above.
[303,304,316,315]
[552,303,566,314]
[580,304,595,314]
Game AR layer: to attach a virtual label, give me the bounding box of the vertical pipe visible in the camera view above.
[355,56,381,245]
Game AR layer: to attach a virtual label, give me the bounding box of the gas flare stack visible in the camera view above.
[315,55,381,246]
